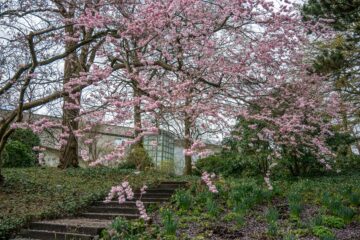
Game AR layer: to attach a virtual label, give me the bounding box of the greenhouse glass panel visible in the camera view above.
[143,130,175,170]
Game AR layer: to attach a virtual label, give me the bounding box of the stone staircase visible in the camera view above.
[15,181,187,240]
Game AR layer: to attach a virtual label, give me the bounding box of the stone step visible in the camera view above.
[134,188,175,194]
[94,201,158,207]
[29,219,109,236]
[133,192,172,198]
[15,181,188,239]
[157,184,186,189]
[87,206,139,214]
[80,212,139,220]
[160,181,188,185]
[19,229,94,240]
[102,197,169,204]
[95,198,168,206]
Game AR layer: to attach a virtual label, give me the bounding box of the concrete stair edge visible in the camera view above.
[15,181,188,239]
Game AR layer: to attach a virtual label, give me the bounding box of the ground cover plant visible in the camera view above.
[0,167,182,239]
[102,172,360,240]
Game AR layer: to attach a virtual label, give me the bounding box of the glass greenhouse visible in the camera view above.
[143,130,175,168]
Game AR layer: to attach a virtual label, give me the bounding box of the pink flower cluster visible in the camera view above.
[201,172,218,193]
[104,181,134,204]
[104,182,150,221]
[140,185,148,195]
[184,140,209,157]
[136,200,150,221]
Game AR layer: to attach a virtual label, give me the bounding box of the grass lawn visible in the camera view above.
[102,172,360,240]
[0,167,184,239]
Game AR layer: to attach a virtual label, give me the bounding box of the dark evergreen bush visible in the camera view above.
[2,140,37,167]
[1,129,40,168]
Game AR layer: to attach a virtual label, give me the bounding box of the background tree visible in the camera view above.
[303,0,360,155]
[0,0,108,183]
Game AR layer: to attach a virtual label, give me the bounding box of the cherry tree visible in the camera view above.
[51,0,109,168]
[67,0,320,176]
[0,0,109,183]
[0,0,339,185]
[238,74,339,180]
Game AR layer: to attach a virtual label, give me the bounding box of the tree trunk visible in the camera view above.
[0,127,7,185]
[0,124,15,185]
[58,56,81,168]
[184,114,192,175]
[58,101,80,168]
[58,21,80,169]
[0,171,4,186]
[0,139,5,186]
[133,86,143,147]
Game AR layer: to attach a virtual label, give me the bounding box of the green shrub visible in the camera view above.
[342,186,360,206]
[334,205,355,222]
[9,128,40,149]
[265,207,279,237]
[126,145,153,171]
[229,182,271,213]
[174,190,192,211]
[161,209,177,236]
[349,192,360,206]
[288,192,303,219]
[195,153,244,177]
[206,196,219,217]
[2,140,37,167]
[326,132,360,171]
[322,215,346,229]
[283,234,297,240]
[1,129,40,168]
[117,161,137,170]
[312,226,335,240]
[322,192,355,222]
[102,217,153,240]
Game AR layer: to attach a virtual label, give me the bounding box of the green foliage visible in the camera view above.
[209,115,331,177]
[233,214,245,226]
[312,226,335,240]
[278,148,322,177]
[1,129,40,168]
[117,161,137,170]
[159,160,175,175]
[126,145,154,171]
[161,209,177,236]
[321,192,355,222]
[228,180,272,213]
[205,196,219,217]
[265,207,279,237]
[102,216,163,240]
[288,192,303,219]
[148,173,359,239]
[335,205,355,222]
[2,140,37,167]
[302,0,360,32]
[303,0,360,144]
[9,128,40,149]
[342,186,360,206]
[326,132,360,170]
[195,153,244,177]
[283,234,296,240]
[174,190,192,211]
[103,217,151,240]
[322,215,346,229]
